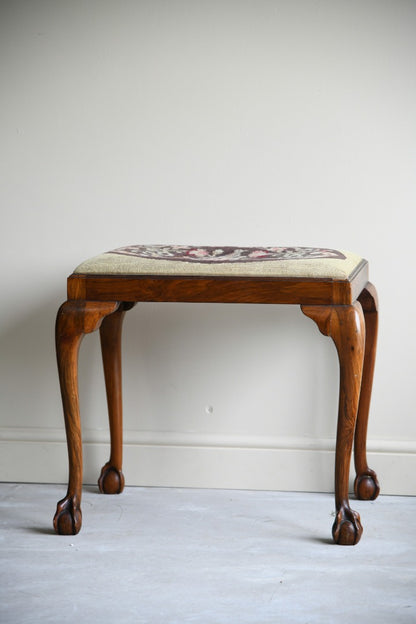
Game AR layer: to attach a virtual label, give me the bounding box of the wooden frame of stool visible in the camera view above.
[53,254,379,545]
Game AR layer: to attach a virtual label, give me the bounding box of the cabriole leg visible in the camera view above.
[98,302,135,494]
[302,302,365,545]
[354,283,380,500]
[53,300,119,535]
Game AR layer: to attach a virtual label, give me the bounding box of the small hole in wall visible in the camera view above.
[205,405,214,415]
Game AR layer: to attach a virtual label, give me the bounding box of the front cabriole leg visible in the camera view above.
[53,300,120,535]
[302,302,365,545]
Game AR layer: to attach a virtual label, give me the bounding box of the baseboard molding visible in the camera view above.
[1,428,415,495]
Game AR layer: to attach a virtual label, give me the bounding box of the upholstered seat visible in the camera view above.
[53,243,379,545]
[74,244,364,280]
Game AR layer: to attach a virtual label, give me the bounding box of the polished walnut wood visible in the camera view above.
[54,260,379,543]
[354,283,380,501]
[53,300,120,535]
[301,303,365,545]
[67,259,368,305]
[98,302,136,495]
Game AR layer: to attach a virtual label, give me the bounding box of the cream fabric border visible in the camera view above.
[73,249,364,280]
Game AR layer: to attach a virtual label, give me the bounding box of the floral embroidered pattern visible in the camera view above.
[110,245,346,264]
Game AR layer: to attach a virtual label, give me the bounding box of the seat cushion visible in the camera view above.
[74,245,364,280]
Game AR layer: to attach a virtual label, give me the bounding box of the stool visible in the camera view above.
[53,245,380,545]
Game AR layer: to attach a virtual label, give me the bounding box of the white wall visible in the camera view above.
[1,0,415,495]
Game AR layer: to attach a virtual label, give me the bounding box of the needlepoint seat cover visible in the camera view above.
[74,245,364,280]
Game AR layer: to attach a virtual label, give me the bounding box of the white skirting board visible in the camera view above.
[1,428,415,496]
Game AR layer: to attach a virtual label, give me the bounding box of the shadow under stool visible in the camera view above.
[53,245,380,545]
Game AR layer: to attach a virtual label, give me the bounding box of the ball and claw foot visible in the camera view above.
[53,495,82,535]
[354,469,380,501]
[98,462,125,494]
[332,506,363,545]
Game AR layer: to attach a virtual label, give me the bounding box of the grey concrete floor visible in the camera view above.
[0,483,415,624]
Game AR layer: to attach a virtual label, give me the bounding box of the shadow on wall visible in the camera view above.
[120,302,339,438]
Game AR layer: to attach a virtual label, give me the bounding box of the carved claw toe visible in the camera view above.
[53,495,82,535]
[98,463,125,494]
[354,470,380,501]
[332,506,363,545]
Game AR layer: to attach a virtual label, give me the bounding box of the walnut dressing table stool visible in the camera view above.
[54,245,380,545]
